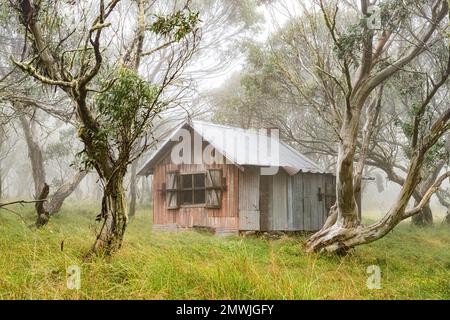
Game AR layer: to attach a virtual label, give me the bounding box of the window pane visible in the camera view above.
[182,175,192,189]
[181,190,193,205]
[194,173,205,188]
[194,189,205,204]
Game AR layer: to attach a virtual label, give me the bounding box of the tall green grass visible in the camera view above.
[0,201,449,299]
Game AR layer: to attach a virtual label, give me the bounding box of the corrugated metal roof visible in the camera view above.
[138,120,326,176]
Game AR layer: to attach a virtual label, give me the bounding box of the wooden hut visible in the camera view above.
[138,120,338,234]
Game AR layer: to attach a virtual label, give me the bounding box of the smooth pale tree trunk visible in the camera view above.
[335,109,362,225]
[19,115,46,199]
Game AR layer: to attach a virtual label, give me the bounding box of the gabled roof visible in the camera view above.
[137,120,326,176]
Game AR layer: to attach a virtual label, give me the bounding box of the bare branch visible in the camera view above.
[403,171,450,218]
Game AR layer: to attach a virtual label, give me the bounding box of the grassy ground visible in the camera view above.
[0,201,449,300]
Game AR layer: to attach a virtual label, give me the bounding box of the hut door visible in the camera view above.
[290,174,305,231]
[259,175,272,231]
[238,168,260,231]
[302,173,324,231]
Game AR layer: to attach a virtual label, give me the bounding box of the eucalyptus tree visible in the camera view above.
[18,108,88,225]
[8,0,200,254]
[215,19,450,225]
[285,0,450,253]
[0,6,88,226]
[262,0,449,249]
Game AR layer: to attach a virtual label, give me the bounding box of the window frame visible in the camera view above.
[179,172,206,207]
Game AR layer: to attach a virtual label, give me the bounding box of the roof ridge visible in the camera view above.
[279,139,323,170]
[192,119,255,132]
[138,119,326,176]
[192,119,286,137]
[193,120,324,171]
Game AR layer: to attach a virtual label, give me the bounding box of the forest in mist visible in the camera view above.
[0,0,449,301]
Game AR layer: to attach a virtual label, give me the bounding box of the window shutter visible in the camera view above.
[205,169,223,208]
[166,171,179,209]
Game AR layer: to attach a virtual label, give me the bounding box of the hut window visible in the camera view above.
[180,173,206,205]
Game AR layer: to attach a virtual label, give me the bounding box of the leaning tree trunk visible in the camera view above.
[91,174,128,255]
[334,114,361,225]
[47,171,87,215]
[305,144,427,253]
